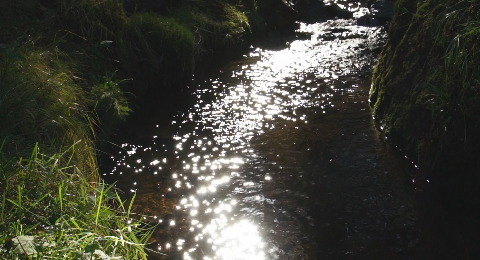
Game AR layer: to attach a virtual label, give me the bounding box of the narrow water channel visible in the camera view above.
[102,2,425,259]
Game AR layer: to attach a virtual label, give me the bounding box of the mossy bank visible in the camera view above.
[370,0,480,209]
[1,0,264,156]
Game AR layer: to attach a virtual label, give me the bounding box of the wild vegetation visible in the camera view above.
[0,0,265,258]
[0,143,156,259]
[369,0,480,205]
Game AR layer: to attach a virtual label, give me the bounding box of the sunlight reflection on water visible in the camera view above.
[105,3,386,258]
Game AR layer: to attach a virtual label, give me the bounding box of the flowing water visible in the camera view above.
[102,2,429,259]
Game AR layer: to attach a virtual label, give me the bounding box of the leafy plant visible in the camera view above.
[93,73,132,121]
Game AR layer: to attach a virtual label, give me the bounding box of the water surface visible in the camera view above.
[102,2,422,259]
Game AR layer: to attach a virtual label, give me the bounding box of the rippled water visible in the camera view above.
[101,2,409,259]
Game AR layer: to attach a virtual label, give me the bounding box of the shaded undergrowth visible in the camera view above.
[0,0,264,157]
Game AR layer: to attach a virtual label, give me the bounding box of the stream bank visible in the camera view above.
[369,0,480,253]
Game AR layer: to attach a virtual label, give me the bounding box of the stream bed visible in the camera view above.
[101,2,447,259]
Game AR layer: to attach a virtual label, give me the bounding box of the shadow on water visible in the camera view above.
[100,1,479,259]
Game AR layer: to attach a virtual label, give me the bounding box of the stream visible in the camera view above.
[102,1,429,259]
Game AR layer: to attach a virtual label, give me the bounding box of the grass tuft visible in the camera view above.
[0,145,156,259]
[0,43,99,180]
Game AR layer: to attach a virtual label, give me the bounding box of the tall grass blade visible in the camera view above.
[1,192,6,222]
[58,182,63,215]
[127,192,136,218]
[95,182,104,228]
[0,137,6,154]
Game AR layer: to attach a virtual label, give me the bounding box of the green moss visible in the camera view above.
[168,0,259,62]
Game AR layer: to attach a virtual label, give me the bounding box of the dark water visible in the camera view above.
[100,2,468,259]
